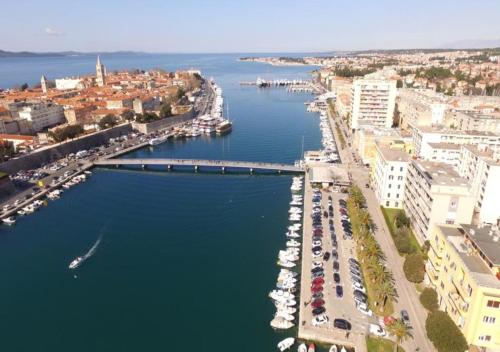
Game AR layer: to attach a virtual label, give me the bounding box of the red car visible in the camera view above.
[312,277,325,285]
[311,299,325,308]
[311,285,324,293]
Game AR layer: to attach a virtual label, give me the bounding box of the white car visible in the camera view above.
[352,282,366,293]
[312,261,323,269]
[312,314,329,326]
[356,302,373,316]
[312,240,322,247]
[369,323,386,337]
[312,251,323,259]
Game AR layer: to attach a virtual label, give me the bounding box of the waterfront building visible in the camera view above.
[17,102,65,132]
[372,141,410,208]
[410,124,500,159]
[350,77,397,130]
[96,55,106,87]
[426,223,500,351]
[457,145,500,225]
[403,159,474,243]
[396,89,448,130]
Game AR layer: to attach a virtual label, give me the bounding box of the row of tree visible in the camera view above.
[48,125,84,143]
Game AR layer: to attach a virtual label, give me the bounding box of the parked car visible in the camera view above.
[336,285,343,298]
[369,323,386,337]
[401,310,411,327]
[333,273,340,284]
[323,252,330,261]
[312,314,329,326]
[333,319,351,330]
[312,306,326,316]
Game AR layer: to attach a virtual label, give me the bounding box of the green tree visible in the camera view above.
[98,114,118,129]
[426,311,468,352]
[387,319,413,352]
[0,141,15,160]
[349,185,366,208]
[135,112,159,123]
[121,109,135,121]
[394,210,410,228]
[420,288,439,312]
[20,83,29,90]
[403,253,425,283]
[176,87,185,100]
[48,125,84,142]
[394,233,414,254]
[159,103,172,118]
[396,79,403,88]
[376,279,398,310]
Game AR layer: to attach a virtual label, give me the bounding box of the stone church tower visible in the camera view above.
[41,75,48,93]
[96,55,106,87]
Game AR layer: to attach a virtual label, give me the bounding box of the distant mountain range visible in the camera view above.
[0,50,146,58]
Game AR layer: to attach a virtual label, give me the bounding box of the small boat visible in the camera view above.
[278,337,295,351]
[84,171,92,175]
[340,347,346,352]
[68,256,84,269]
[2,216,16,225]
[329,345,338,352]
[270,318,294,330]
[17,209,26,216]
[298,344,307,352]
[308,344,316,352]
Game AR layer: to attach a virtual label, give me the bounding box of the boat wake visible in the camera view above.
[69,231,104,270]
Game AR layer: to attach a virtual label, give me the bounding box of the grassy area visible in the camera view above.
[381,207,421,255]
[366,336,405,352]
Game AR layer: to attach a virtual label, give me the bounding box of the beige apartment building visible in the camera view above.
[427,223,500,351]
[403,160,475,243]
[397,88,448,130]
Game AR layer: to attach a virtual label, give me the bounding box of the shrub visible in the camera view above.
[394,210,410,228]
[394,234,414,254]
[98,114,118,129]
[426,311,468,352]
[403,253,425,283]
[420,288,439,312]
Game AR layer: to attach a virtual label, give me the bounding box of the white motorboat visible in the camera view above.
[23,205,35,214]
[298,343,307,352]
[68,256,84,269]
[278,338,295,351]
[270,317,294,330]
[275,311,295,321]
[275,304,297,314]
[286,239,301,247]
[340,347,346,352]
[329,345,338,352]
[2,216,16,225]
[17,209,26,216]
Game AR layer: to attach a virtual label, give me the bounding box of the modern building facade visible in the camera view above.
[372,141,410,208]
[403,160,475,243]
[426,223,500,351]
[397,88,448,130]
[350,78,397,130]
[18,102,65,132]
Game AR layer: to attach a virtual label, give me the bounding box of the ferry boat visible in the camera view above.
[69,256,84,269]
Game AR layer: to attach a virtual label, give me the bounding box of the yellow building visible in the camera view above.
[426,223,500,351]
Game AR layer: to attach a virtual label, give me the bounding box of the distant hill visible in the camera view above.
[438,39,500,49]
[0,50,146,58]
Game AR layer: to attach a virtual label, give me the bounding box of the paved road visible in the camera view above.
[328,108,435,351]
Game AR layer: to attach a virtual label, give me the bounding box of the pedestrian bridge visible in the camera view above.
[94,158,304,173]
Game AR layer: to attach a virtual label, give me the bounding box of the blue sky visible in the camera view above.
[1,0,499,53]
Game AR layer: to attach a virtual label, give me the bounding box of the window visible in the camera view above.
[482,316,496,324]
[389,184,392,189]
[389,175,394,180]
[398,176,403,181]
[400,166,403,172]
[395,201,399,207]
[391,166,394,171]
[397,184,401,189]
[478,335,491,342]
[386,201,390,207]
[487,300,500,308]
[387,193,391,198]
[396,193,400,199]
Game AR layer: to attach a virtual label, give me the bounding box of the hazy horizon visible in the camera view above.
[1,0,499,53]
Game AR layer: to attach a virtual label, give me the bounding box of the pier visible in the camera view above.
[94,158,304,174]
[240,78,311,87]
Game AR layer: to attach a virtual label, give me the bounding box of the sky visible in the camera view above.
[1,0,499,53]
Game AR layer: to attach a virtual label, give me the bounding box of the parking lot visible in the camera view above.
[298,174,379,351]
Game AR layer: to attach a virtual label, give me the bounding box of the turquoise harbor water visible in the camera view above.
[0,54,321,351]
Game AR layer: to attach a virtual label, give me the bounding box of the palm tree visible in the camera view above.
[358,209,372,231]
[369,262,388,285]
[376,279,398,309]
[387,319,412,352]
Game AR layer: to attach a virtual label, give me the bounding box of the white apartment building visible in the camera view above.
[457,145,500,225]
[411,124,500,158]
[397,89,448,129]
[350,78,397,130]
[372,141,410,208]
[18,102,65,132]
[425,143,462,167]
[403,160,475,243]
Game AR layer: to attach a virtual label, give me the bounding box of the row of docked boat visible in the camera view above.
[270,176,304,334]
[2,171,91,226]
[319,112,340,162]
[277,339,318,352]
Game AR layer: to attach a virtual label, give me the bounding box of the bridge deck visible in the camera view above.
[94,158,304,173]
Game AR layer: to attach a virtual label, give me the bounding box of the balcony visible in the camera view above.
[426,262,439,281]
